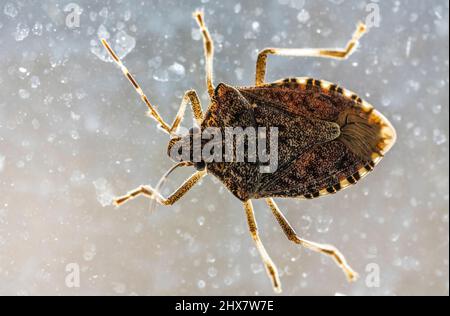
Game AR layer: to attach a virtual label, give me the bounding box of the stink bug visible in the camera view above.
[101,11,396,293]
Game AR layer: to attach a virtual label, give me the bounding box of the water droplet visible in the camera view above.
[316,215,333,233]
[252,21,260,32]
[148,56,162,69]
[224,276,233,286]
[97,25,109,40]
[31,119,40,130]
[70,170,85,184]
[3,2,18,18]
[99,7,108,18]
[251,263,263,274]
[234,3,241,14]
[409,13,419,23]
[235,67,244,81]
[123,10,131,22]
[153,69,169,82]
[114,30,136,59]
[290,0,306,9]
[297,10,310,23]
[0,155,5,173]
[168,62,185,81]
[70,130,80,140]
[71,111,81,121]
[112,282,126,294]
[408,80,420,91]
[93,178,114,207]
[299,215,312,230]
[433,129,447,145]
[381,97,391,107]
[229,239,241,253]
[92,29,136,62]
[18,89,30,99]
[197,280,206,289]
[15,23,29,41]
[30,76,40,89]
[432,104,442,114]
[208,267,218,278]
[206,253,216,263]
[32,22,43,36]
[191,27,201,41]
[197,216,205,226]
[394,256,420,271]
[390,233,400,242]
[83,243,97,261]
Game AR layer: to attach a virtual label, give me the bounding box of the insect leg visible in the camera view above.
[101,39,172,134]
[169,90,204,134]
[266,198,358,282]
[193,11,215,98]
[255,22,367,86]
[114,170,207,207]
[243,200,282,293]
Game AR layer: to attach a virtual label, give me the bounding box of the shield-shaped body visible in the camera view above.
[202,78,396,201]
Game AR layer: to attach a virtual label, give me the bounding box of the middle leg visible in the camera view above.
[266,198,358,282]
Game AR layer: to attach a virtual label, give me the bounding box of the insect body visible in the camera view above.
[101,12,396,293]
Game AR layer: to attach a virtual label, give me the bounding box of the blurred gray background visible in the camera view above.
[0,0,448,296]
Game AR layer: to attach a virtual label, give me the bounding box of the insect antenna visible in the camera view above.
[148,161,193,213]
[100,38,172,135]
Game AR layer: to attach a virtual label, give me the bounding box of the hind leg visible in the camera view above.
[255,23,367,85]
[244,200,282,293]
[170,90,204,134]
[266,198,358,282]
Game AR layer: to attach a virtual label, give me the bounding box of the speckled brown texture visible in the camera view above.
[201,79,383,201]
[201,84,261,201]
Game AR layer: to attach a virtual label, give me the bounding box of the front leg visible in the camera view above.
[114,170,207,207]
[101,44,204,136]
[169,90,204,134]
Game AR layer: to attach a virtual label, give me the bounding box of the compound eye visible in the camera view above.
[194,161,206,171]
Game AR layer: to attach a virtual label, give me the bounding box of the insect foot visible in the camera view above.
[322,245,359,282]
[113,185,155,207]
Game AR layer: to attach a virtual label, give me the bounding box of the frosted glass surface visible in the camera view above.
[0,0,448,295]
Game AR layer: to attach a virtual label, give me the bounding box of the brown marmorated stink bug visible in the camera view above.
[101,11,396,293]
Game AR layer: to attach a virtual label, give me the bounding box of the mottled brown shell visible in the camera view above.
[201,77,396,201]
